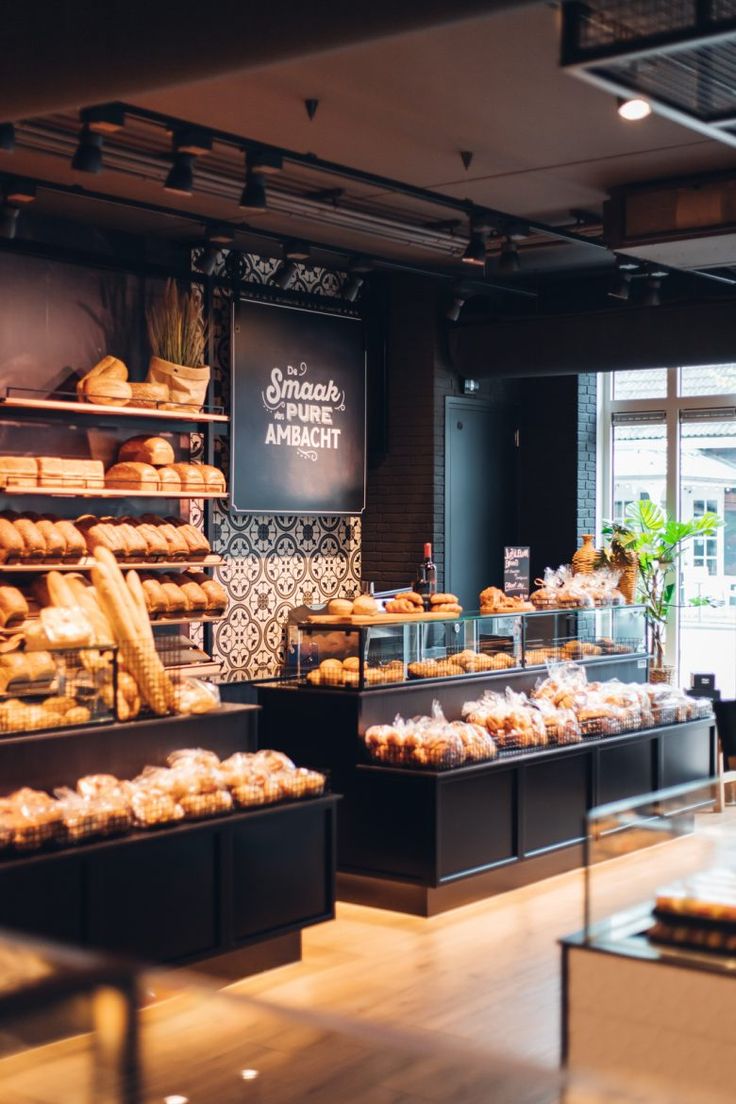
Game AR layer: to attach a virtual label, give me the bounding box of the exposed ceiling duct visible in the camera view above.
[561,1,736,149]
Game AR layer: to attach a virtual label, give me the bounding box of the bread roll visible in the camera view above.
[0,457,37,489]
[105,462,160,492]
[0,518,24,563]
[128,381,168,409]
[353,594,378,616]
[118,436,175,467]
[0,587,28,628]
[169,463,205,491]
[198,464,226,493]
[328,598,353,616]
[156,466,181,494]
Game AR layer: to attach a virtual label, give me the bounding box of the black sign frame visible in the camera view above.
[504,545,531,598]
[230,295,367,515]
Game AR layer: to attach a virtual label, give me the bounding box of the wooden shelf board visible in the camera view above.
[0,556,222,574]
[0,486,227,500]
[151,614,226,627]
[0,395,228,424]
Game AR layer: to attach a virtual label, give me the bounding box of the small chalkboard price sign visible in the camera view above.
[504,546,530,598]
[231,298,366,514]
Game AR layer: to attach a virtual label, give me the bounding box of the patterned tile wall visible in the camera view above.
[199,249,362,682]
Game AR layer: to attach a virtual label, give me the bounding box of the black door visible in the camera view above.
[445,398,518,610]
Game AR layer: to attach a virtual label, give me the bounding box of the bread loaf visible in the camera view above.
[198,464,226,493]
[77,517,126,558]
[66,460,104,490]
[36,457,65,488]
[113,521,148,560]
[0,457,37,489]
[156,466,181,494]
[105,462,160,492]
[155,522,189,559]
[0,586,28,628]
[47,519,85,561]
[176,575,208,611]
[118,436,175,467]
[0,518,24,563]
[138,576,168,616]
[128,381,167,409]
[10,517,46,560]
[134,522,169,559]
[185,572,227,612]
[84,378,133,407]
[157,576,187,614]
[164,517,210,556]
[34,519,66,561]
[169,463,204,491]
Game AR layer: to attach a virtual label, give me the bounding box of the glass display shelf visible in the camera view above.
[288,604,648,690]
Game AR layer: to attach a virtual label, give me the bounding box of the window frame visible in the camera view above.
[598,367,736,670]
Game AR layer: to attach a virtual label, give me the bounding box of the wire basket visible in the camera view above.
[0,645,117,736]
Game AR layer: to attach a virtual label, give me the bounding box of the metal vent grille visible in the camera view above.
[574,2,696,51]
[562,1,736,146]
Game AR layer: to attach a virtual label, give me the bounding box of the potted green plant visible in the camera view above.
[146,279,209,413]
[603,501,722,682]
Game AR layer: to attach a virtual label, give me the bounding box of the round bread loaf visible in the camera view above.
[327,598,353,616]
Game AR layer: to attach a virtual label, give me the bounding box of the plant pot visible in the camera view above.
[649,663,675,685]
[572,534,597,575]
[147,356,210,414]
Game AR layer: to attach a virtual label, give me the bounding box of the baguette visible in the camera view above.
[92,550,173,714]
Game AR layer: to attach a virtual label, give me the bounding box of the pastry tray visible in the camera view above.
[306,612,461,626]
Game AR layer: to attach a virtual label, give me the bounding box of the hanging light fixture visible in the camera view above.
[0,124,15,152]
[608,256,638,301]
[271,241,310,289]
[239,149,282,213]
[643,271,666,307]
[71,125,104,173]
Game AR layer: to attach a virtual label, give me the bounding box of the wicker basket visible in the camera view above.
[649,664,675,685]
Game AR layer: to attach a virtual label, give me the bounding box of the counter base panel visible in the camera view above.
[338,845,584,917]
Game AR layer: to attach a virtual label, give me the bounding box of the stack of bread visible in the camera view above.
[0,513,211,565]
[136,571,227,618]
[75,357,172,411]
[0,457,104,492]
[384,591,463,616]
[364,702,496,769]
[306,656,404,687]
[105,435,225,494]
[0,747,325,854]
[408,649,516,679]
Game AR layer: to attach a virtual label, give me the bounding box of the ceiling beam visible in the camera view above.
[1,0,539,120]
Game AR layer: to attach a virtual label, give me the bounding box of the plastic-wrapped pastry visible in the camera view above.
[277,767,326,798]
[231,776,283,807]
[178,788,233,819]
[129,786,185,828]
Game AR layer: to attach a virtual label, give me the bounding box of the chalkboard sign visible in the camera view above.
[504,546,530,598]
[231,299,366,514]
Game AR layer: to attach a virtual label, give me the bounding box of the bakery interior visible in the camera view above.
[1,2,736,1102]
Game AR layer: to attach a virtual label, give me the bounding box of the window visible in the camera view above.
[601,368,736,697]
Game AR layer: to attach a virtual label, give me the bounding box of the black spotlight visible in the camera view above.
[165,152,195,196]
[0,205,19,239]
[643,274,664,307]
[273,260,297,290]
[240,166,267,211]
[194,224,234,275]
[71,125,103,173]
[462,224,487,266]
[608,271,631,301]
[446,293,466,322]
[498,236,520,274]
[342,273,364,302]
[0,124,15,152]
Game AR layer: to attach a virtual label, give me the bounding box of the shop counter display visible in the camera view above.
[288,605,647,692]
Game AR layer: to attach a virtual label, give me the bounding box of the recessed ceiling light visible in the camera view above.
[617,97,652,121]
[239,1069,260,1081]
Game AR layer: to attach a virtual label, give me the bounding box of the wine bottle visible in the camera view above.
[423,542,437,596]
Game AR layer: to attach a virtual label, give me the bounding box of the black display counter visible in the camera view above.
[256,665,716,916]
[0,705,339,972]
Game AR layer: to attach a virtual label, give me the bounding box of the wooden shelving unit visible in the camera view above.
[0,393,229,425]
[0,555,223,574]
[0,485,227,500]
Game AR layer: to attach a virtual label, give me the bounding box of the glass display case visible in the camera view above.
[288,605,648,689]
[583,778,728,959]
